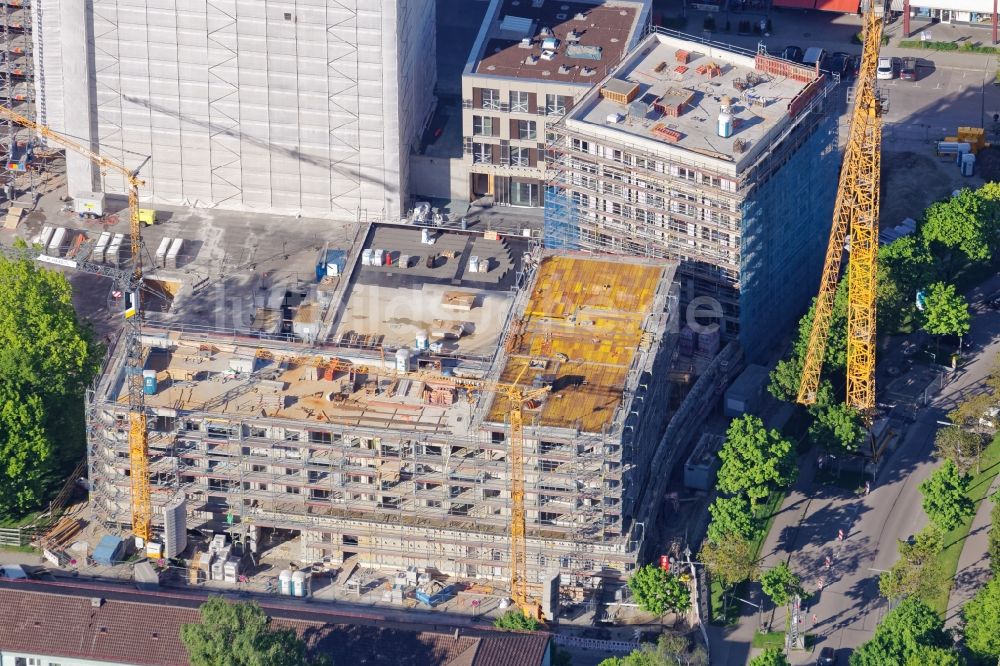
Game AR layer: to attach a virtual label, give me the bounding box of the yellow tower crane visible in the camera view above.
[0,105,153,543]
[448,366,550,620]
[797,3,884,416]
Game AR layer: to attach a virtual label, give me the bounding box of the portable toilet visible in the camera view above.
[142,370,157,395]
[395,348,411,373]
[961,153,975,177]
[291,570,310,597]
[279,569,293,595]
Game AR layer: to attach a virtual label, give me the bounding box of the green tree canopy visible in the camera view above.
[760,562,803,607]
[988,495,1000,576]
[598,634,707,666]
[849,597,950,666]
[877,235,932,334]
[919,460,974,532]
[627,564,691,616]
[807,388,867,454]
[748,648,790,666]
[963,576,1000,660]
[921,282,971,339]
[933,426,983,476]
[879,526,945,603]
[717,415,795,506]
[921,188,993,265]
[707,495,759,545]
[181,597,315,666]
[948,392,997,428]
[0,254,100,518]
[699,532,758,591]
[493,609,541,631]
[903,646,963,666]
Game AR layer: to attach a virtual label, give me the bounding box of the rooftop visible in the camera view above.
[485,255,675,432]
[563,32,826,168]
[469,0,648,84]
[0,583,551,666]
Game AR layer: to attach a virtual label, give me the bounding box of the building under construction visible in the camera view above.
[0,0,38,203]
[545,31,841,360]
[87,223,679,599]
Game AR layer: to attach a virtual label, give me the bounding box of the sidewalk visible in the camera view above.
[943,465,1000,629]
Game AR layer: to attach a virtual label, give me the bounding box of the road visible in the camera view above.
[708,273,1000,665]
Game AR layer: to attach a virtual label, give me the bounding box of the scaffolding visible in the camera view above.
[0,0,37,204]
[86,253,680,594]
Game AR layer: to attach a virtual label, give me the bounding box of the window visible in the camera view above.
[517,119,536,140]
[472,142,492,164]
[472,115,495,136]
[510,91,530,112]
[571,138,590,153]
[481,88,501,110]
[545,94,567,115]
[510,146,530,167]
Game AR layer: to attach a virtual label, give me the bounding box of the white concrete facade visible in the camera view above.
[34,0,436,220]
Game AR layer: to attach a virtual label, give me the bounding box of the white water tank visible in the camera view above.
[396,348,411,372]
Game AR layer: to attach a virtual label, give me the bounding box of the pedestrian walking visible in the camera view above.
[812,613,818,624]
[865,480,871,496]
[817,578,825,591]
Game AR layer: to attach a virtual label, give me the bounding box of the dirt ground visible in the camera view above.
[880,150,979,228]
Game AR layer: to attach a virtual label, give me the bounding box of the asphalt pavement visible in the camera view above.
[708,273,1000,665]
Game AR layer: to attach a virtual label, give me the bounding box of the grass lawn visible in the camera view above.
[710,489,787,624]
[0,512,41,529]
[927,433,1000,615]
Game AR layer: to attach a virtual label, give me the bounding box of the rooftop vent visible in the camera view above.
[541,36,560,50]
[539,25,552,37]
[567,29,581,42]
[519,37,532,48]
[558,64,573,74]
[581,66,596,76]
[524,54,539,65]
[574,12,586,20]
[91,597,104,608]
[532,0,544,7]
[541,49,557,61]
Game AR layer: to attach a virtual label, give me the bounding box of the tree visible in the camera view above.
[699,532,758,616]
[879,526,944,602]
[948,392,997,429]
[921,282,971,344]
[181,597,313,666]
[808,393,867,454]
[493,610,541,631]
[627,565,691,616]
[921,188,993,267]
[903,646,963,666]
[877,235,932,334]
[0,254,100,518]
[707,495,759,544]
[988,495,1000,576]
[716,414,796,507]
[598,634,707,666]
[933,426,983,475]
[963,576,1000,660]
[760,562,803,607]
[919,460,974,532]
[748,648,789,666]
[849,597,950,666]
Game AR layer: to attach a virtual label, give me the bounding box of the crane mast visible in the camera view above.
[0,105,152,543]
[797,4,883,416]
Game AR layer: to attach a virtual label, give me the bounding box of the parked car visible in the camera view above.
[826,52,850,77]
[818,646,836,665]
[876,56,895,79]
[900,57,918,80]
[803,47,826,68]
[780,45,804,62]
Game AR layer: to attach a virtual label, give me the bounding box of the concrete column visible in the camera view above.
[903,0,910,37]
[59,0,98,196]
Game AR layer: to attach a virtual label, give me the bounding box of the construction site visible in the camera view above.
[83,220,684,608]
[544,30,842,360]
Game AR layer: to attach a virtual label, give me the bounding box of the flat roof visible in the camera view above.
[330,224,530,357]
[564,32,823,166]
[470,0,648,84]
[486,255,675,433]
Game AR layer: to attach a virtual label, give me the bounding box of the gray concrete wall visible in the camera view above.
[409,155,469,201]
